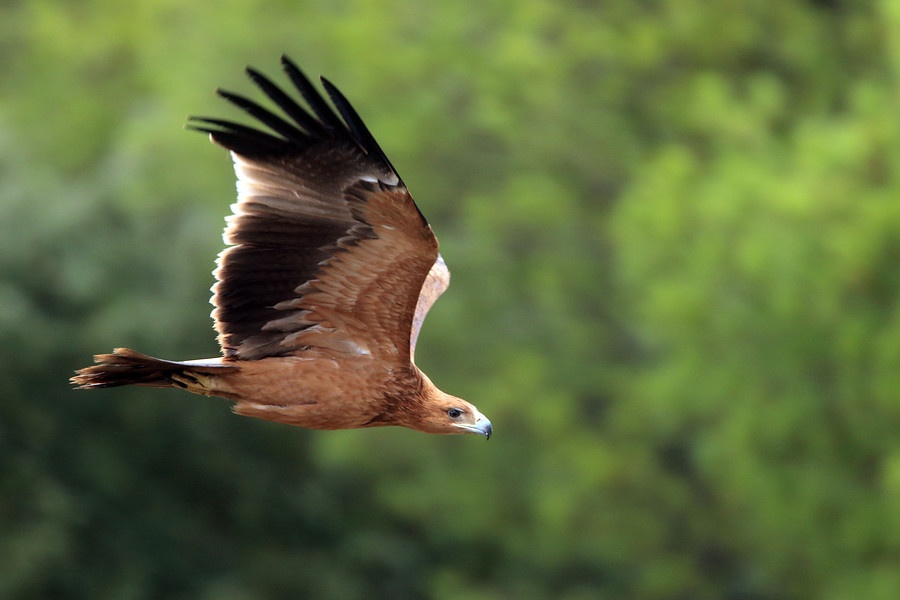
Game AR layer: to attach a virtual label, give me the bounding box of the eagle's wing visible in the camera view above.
[410,253,450,361]
[189,56,442,363]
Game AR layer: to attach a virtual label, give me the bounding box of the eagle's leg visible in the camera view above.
[170,371,217,396]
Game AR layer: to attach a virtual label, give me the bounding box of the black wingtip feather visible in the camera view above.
[245,66,328,138]
[215,88,308,143]
[187,55,399,177]
[320,76,399,177]
[279,55,345,131]
[187,117,292,155]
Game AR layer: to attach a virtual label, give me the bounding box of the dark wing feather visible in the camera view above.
[190,57,439,362]
[245,66,328,138]
[321,77,401,181]
[281,56,347,132]
[213,89,309,142]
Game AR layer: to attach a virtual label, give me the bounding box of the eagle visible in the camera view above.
[71,56,491,439]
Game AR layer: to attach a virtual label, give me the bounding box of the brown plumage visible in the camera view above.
[71,56,491,439]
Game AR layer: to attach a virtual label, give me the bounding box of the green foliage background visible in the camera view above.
[3,0,900,598]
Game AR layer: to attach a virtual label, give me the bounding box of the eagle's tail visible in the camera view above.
[71,347,238,393]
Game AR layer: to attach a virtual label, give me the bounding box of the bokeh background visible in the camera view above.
[3,1,900,598]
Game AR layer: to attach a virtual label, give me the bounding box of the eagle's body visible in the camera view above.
[71,57,491,439]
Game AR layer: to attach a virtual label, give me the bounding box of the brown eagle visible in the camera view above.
[71,56,491,439]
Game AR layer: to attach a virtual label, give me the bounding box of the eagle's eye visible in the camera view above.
[447,408,463,419]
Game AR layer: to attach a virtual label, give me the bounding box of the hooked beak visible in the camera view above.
[453,409,493,440]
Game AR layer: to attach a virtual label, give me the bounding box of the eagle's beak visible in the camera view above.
[481,419,493,440]
[454,409,492,440]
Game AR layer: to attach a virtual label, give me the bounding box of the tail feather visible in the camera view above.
[71,348,237,389]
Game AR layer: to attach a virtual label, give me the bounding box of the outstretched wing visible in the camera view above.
[410,253,450,361]
[190,56,442,363]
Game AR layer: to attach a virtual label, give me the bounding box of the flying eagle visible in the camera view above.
[71,56,491,439]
